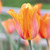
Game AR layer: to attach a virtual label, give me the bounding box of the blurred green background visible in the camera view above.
[2,0,50,9]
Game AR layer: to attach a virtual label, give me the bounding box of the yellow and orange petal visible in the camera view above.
[2,19,15,34]
[35,3,42,11]
[7,9,20,23]
[35,3,42,15]
[7,3,40,40]
[39,14,50,39]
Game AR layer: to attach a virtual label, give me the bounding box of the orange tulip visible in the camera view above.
[39,13,50,39]
[2,19,15,34]
[7,3,40,40]
[0,0,2,13]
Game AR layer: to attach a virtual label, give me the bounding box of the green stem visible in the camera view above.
[10,40,14,50]
[6,33,17,49]
[47,39,49,47]
[2,26,17,50]
[17,38,20,50]
[4,40,8,50]
[28,40,32,50]
[47,39,49,50]
[0,38,4,50]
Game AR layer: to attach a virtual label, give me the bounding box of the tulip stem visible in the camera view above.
[28,40,32,50]
[47,39,49,50]
[47,39,49,47]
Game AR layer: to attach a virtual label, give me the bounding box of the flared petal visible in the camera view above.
[7,9,20,23]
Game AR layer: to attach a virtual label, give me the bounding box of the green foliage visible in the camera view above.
[33,42,42,50]
[2,0,50,9]
[0,14,12,21]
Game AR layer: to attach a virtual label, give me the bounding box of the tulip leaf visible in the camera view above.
[4,40,9,50]
[0,38,4,50]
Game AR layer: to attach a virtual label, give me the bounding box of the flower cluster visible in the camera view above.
[2,3,50,40]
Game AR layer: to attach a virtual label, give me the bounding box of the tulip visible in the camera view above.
[7,3,40,50]
[2,19,15,34]
[7,3,40,40]
[39,13,50,50]
[0,0,2,13]
[39,13,50,39]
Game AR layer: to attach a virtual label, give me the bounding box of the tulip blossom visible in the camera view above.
[2,19,15,34]
[0,0,2,13]
[7,3,40,40]
[39,13,50,39]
